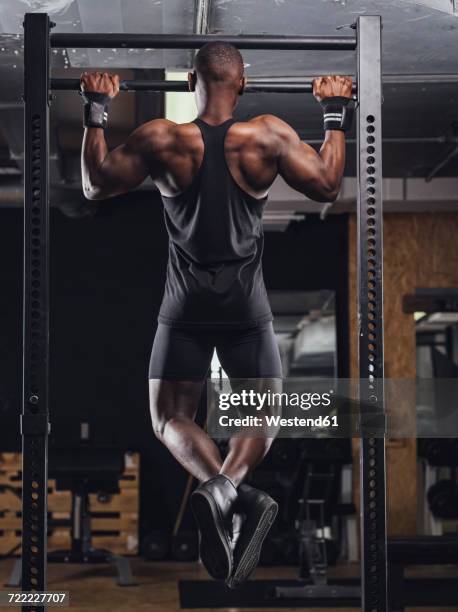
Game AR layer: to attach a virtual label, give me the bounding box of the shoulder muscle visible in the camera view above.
[242,114,302,158]
[125,118,176,157]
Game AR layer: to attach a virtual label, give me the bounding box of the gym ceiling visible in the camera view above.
[0,0,457,215]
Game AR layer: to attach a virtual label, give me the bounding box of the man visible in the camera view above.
[80,41,352,588]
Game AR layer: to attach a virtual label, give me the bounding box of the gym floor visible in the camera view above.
[1,559,458,612]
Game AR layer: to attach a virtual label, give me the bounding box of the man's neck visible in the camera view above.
[196,89,236,126]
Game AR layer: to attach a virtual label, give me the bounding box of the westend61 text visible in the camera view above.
[219,414,338,428]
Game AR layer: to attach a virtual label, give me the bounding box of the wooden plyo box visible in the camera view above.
[0,452,139,556]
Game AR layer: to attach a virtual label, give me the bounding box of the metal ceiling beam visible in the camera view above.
[194,0,212,35]
[193,0,212,64]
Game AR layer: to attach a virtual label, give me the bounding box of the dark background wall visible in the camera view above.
[0,194,348,536]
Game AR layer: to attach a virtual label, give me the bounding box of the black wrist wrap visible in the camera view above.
[320,96,354,132]
[80,91,111,129]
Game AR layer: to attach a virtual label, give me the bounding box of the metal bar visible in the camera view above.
[257,73,458,84]
[50,32,357,51]
[244,73,458,85]
[22,12,51,612]
[426,145,458,182]
[302,137,456,145]
[51,78,315,92]
[382,73,458,84]
[51,78,357,94]
[50,74,458,92]
[356,15,388,612]
[0,102,23,110]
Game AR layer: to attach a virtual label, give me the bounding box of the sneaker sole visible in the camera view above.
[191,489,232,581]
[228,501,278,589]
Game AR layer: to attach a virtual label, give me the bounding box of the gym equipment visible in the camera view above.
[7,448,135,587]
[286,441,353,593]
[388,536,458,612]
[419,438,458,467]
[404,288,458,314]
[142,531,170,561]
[22,13,386,611]
[296,464,338,583]
[427,479,458,519]
[53,78,352,94]
[178,578,361,608]
[171,531,198,562]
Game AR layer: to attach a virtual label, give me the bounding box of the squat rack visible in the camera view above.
[22,13,386,611]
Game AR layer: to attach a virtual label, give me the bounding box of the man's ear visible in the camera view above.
[239,76,247,96]
[188,71,197,92]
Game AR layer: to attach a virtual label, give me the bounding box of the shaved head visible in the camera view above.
[194,41,244,84]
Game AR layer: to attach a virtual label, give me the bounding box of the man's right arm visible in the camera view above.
[80,71,173,201]
[265,75,352,203]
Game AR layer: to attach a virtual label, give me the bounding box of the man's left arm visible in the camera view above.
[80,72,154,201]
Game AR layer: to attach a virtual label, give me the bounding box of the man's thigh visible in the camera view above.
[148,324,214,421]
[215,322,282,379]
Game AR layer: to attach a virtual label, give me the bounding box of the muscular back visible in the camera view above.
[138,116,280,199]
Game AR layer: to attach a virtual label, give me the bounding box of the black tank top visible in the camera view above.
[158,117,272,330]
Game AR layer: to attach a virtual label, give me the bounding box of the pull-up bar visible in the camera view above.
[50,78,358,94]
[50,32,357,51]
[52,78,314,93]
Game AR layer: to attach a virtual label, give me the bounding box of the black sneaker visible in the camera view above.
[191,474,238,580]
[227,484,278,589]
